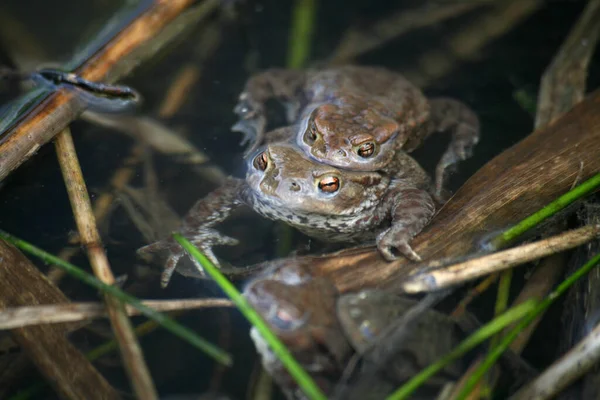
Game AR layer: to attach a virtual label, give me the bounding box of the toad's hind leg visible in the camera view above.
[233,69,307,154]
[427,98,480,200]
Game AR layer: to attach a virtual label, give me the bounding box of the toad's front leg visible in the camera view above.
[233,69,306,154]
[137,177,246,287]
[376,185,436,262]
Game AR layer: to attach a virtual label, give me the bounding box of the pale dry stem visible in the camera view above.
[402,225,600,293]
[55,127,158,400]
[0,298,234,330]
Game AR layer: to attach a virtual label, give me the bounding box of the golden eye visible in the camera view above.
[304,120,319,144]
[357,142,375,158]
[318,176,340,193]
[253,151,269,171]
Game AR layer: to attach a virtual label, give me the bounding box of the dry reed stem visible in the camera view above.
[510,321,600,400]
[451,275,499,318]
[0,298,234,330]
[402,225,600,293]
[48,144,146,282]
[55,127,158,399]
[159,65,201,117]
[51,20,226,281]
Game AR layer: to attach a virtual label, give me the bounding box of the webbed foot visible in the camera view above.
[137,227,240,288]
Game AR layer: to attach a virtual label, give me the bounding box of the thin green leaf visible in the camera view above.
[455,252,600,399]
[286,0,317,68]
[491,172,600,249]
[174,233,327,400]
[385,299,538,400]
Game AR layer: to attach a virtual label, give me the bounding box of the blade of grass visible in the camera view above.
[479,270,513,397]
[174,233,327,400]
[454,251,600,399]
[287,0,317,68]
[384,299,538,400]
[490,172,600,249]
[0,231,231,366]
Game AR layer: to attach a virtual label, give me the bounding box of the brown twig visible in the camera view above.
[0,299,234,330]
[451,274,499,318]
[159,65,201,117]
[55,127,158,399]
[0,0,221,181]
[49,144,146,283]
[402,225,600,293]
[50,14,229,282]
[0,240,121,400]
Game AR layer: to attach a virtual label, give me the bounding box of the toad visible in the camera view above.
[244,262,464,399]
[138,135,435,287]
[233,65,479,199]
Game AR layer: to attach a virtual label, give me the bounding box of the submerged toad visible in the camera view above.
[244,262,464,399]
[138,135,435,287]
[233,65,480,198]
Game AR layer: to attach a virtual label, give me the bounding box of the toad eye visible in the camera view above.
[253,151,269,171]
[357,142,375,158]
[318,176,340,193]
[304,120,319,145]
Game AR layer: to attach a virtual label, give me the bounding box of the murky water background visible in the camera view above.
[0,0,598,398]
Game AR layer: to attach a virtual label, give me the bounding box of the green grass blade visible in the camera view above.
[490,270,513,351]
[174,233,327,400]
[455,252,600,399]
[491,172,600,248]
[0,230,231,366]
[385,299,538,400]
[286,0,317,68]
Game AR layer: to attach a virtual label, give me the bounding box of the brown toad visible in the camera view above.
[233,65,479,198]
[243,262,464,400]
[138,134,435,287]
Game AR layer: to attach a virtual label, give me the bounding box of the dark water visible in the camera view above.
[0,0,597,398]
